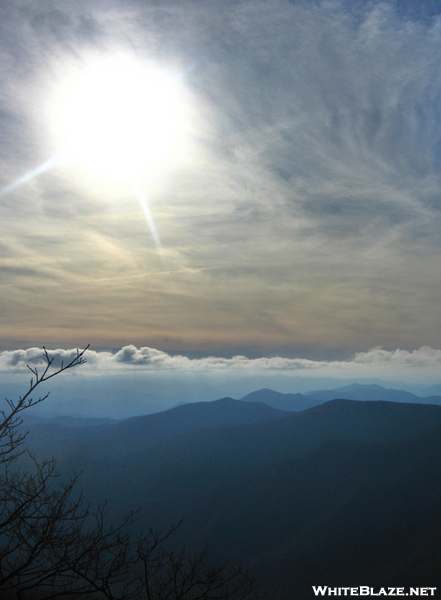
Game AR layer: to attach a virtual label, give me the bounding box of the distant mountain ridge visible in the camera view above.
[21,414,121,428]
[239,383,441,411]
[306,382,441,405]
[25,385,441,455]
[239,388,318,411]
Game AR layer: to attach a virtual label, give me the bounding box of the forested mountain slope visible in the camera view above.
[23,398,441,599]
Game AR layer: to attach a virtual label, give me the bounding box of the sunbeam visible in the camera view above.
[0,150,165,253]
[132,177,164,258]
[0,155,61,198]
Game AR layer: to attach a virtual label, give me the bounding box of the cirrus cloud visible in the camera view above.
[1,1,441,357]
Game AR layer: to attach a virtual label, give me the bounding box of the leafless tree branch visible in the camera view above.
[0,346,258,600]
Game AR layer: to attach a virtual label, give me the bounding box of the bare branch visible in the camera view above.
[0,344,259,600]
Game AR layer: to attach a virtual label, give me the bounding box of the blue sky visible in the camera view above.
[1,0,441,403]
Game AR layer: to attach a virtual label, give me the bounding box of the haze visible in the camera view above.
[1,0,441,414]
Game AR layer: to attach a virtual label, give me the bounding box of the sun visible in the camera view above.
[49,52,190,188]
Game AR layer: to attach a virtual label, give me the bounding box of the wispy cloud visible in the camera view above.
[1,1,441,355]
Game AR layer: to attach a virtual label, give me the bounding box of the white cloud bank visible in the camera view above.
[1,345,441,381]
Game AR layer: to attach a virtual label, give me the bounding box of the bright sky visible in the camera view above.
[1,0,441,389]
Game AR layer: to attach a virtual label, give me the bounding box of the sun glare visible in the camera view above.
[49,52,191,188]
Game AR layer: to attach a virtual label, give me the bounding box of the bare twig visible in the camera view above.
[0,344,258,600]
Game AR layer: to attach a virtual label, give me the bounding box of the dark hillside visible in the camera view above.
[26,397,291,459]
[23,399,441,599]
[183,426,441,598]
[44,399,441,510]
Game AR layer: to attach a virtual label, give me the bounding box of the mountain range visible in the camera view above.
[22,390,441,599]
[23,382,441,431]
[241,383,441,411]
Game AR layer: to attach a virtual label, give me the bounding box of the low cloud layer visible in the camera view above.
[2,344,441,380]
